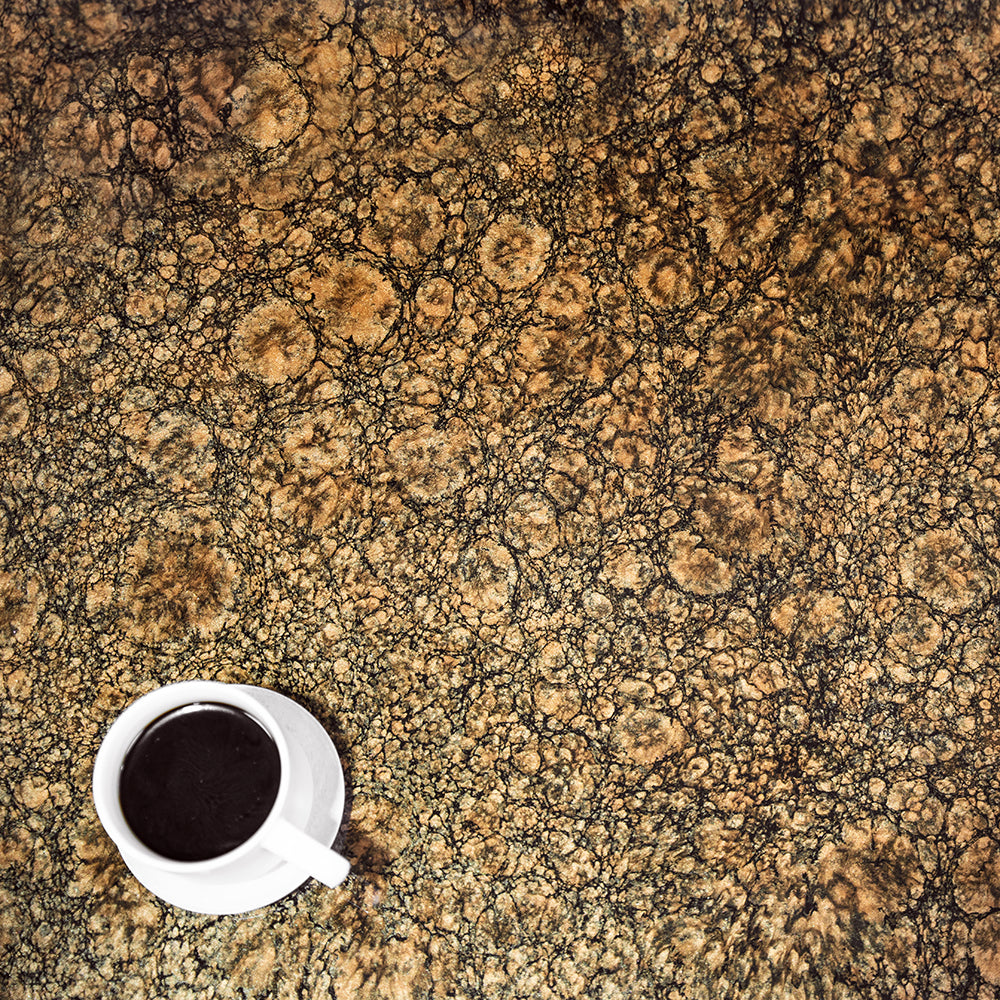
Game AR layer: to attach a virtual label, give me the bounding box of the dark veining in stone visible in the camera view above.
[3,0,1000,997]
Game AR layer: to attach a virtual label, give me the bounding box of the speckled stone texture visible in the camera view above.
[2,0,1000,996]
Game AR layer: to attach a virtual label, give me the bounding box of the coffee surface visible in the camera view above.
[118,702,281,862]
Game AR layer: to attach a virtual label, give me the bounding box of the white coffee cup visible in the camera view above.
[92,680,350,892]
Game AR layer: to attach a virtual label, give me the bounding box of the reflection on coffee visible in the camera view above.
[118,702,281,862]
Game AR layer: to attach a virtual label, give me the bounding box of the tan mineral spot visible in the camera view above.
[954,837,1000,915]
[127,55,167,99]
[614,707,688,763]
[533,681,581,721]
[973,914,1000,985]
[454,539,516,613]
[414,276,455,327]
[365,180,447,266]
[603,546,654,592]
[301,29,353,129]
[693,485,772,557]
[20,349,60,393]
[888,599,943,658]
[119,530,236,641]
[124,284,167,325]
[634,247,697,308]
[130,119,172,169]
[182,234,215,264]
[123,407,217,492]
[667,531,734,595]
[0,570,44,649]
[229,57,308,150]
[537,264,591,321]
[899,527,983,614]
[16,776,50,810]
[504,491,558,558]
[816,823,923,924]
[232,299,315,384]
[303,258,399,350]
[385,418,476,501]
[478,216,552,290]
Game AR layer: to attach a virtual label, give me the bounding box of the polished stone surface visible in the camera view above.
[3,0,1000,997]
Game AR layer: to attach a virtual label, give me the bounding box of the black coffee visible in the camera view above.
[118,702,281,862]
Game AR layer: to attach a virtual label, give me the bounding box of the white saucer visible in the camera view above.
[125,685,346,915]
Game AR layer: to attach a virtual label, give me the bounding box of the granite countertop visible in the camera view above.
[3,0,1000,996]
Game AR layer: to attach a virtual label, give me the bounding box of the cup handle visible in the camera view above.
[260,816,351,888]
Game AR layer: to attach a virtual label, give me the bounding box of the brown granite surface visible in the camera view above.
[3,0,1000,996]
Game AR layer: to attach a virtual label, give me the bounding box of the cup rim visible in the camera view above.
[92,680,292,875]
